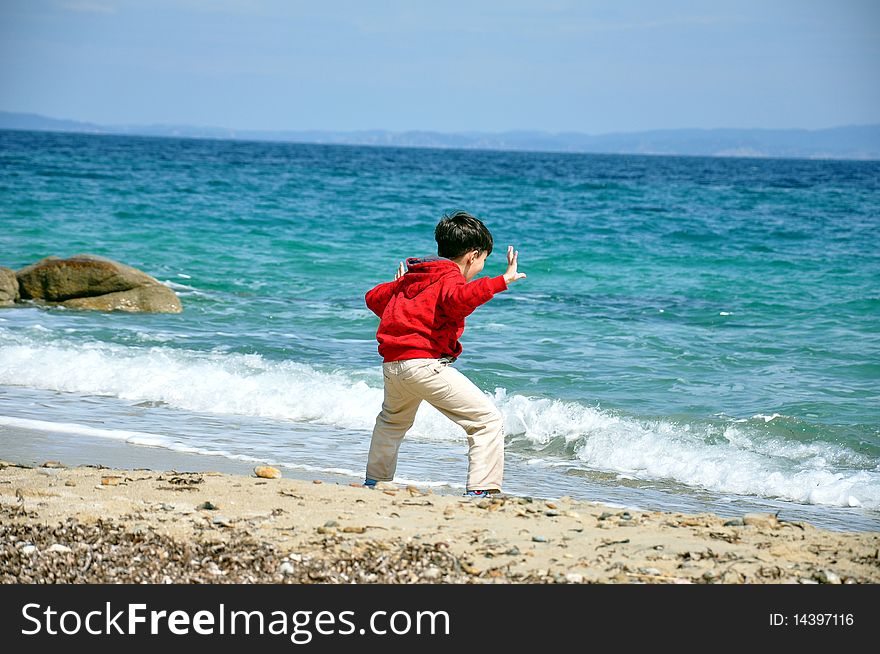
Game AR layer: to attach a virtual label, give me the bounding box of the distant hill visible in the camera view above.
[0,112,106,134]
[2,111,878,160]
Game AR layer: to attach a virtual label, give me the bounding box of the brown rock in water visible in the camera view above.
[15,254,182,313]
[0,267,19,306]
[17,254,155,300]
[254,466,282,480]
[61,285,181,313]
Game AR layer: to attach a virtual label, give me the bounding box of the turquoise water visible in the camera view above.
[1,129,878,531]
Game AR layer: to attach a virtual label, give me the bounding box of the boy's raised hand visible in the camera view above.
[503,245,526,284]
[394,261,405,280]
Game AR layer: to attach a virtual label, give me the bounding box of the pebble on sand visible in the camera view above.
[815,569,842,584]
[254,466,281,480]
[279,562,295,576]
[743,513,779,529]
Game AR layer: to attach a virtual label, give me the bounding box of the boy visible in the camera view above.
[363,211,526,497]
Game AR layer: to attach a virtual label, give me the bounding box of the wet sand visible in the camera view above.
[1,461,878,584]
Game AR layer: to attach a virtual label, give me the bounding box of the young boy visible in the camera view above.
[363,211,526,497]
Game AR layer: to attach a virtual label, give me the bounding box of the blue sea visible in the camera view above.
[1,129,878,531]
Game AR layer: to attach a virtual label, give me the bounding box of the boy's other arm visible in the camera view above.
[365,280,398,317]
[365,261,406,317]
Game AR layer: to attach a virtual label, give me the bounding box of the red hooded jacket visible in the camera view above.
[365,256,508,362]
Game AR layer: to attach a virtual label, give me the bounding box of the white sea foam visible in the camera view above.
[161,280,212,297]
[1,329,878,510]
[0,415,172,446]
[0,329,456,438]
[497,388,878,509]
[135,331,174,343]
[162,281,198,291]
[753,413,783,422]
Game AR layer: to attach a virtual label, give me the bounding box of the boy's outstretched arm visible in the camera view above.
[365,261,405,317]
[442,245,526,318]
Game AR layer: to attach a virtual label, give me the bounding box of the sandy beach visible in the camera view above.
[1,460,878,584]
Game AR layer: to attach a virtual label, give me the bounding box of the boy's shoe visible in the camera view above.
[363,478,378,489]
[464,489,493,498]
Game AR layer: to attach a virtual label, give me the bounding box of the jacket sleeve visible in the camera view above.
[365,280,398,318]
[440,275,508,319]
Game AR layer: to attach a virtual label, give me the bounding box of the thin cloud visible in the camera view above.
[164,0,270,14]
[58,0,269,15]
[560,14,750,34]
[58,1,118,14]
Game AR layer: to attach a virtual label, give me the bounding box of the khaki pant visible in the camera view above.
[366,358,504,492]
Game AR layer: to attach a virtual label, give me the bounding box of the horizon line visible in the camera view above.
[2,110,878,163]
[2,110,878,137]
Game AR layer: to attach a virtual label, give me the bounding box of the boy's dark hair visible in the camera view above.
[435,211,494,259]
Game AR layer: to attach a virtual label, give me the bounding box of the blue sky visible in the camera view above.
[1,0,878,133]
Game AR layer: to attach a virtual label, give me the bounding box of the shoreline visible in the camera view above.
[3,409,877,534]
[1,459,878,584]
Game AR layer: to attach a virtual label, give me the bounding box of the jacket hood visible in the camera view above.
[399,256,461,299]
